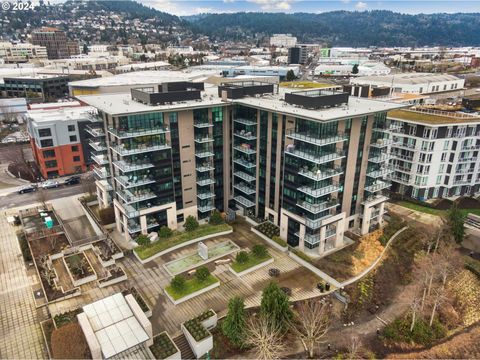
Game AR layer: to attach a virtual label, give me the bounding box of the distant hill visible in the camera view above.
[186,11,480,47]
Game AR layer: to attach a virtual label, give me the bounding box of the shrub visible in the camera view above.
[383,315,446,346]
[252,244,268,258]
[184,215,199,232]
[159,226,173,239]
[170,275,186,292]
[222,296,246,348]
[17,233,32,262]
[209,210,224,225]
[235,251,249,264]
[136,234,150,246]
[195,266,210,282]
[272,236,288,247]
[260,282,293,331]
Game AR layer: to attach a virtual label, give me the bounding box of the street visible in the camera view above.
[0,183,84,210]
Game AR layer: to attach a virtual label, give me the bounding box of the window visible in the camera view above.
[441,152,447,162]
[38,128,52,137]
[67,125,75,132]
[40,139,54,147]
[436,175,442,185]
[43,149,55,158]
[71,145,79,152]
[409,125,416,136]
[423,128,431,138]
[443,141,450,150]
[69,135,77,142]
[45,160,57,168]
[73,156,80,162]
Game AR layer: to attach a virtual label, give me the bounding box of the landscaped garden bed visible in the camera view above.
[53,309,82,328]
[63,253,97,287]
[98,265,127,288]
[252,222,288,252]
[149,332,180,360]
[134,223,232,262]
[181,310,217,358]
[165,267,220,305]
[95,238,123,266]
[124,287,152,317]
[230,245,273,276]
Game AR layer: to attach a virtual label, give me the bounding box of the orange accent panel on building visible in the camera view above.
[31,139,87,179]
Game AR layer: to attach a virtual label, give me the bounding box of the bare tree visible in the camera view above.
[4,144,36,181]
[430,286,447,327]
[345,335,363,360]
[81,173,96,197]
[245,316,285,360]
[292,300,329,358]
[410,297,421,332]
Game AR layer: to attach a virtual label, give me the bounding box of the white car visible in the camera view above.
[41,180,59,189]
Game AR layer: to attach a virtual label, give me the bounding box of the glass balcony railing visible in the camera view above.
[295,229,336,245]
[458,157,478,163]
[234,183,256,195]
[366,166,394,178]
[118,189,157,204]
[286,130,348,147]
[362,194,389,206]
[456,168,475,174]
[92,154,108,165]
[108,126,169,139]
[370,138,398,148]
[89,140,107,152]
[196,163,215,172]
[234,118,257,126]
[364,180,391,193]
[304,210,336,230]
[234,158,256,168]
[234,171,256,182]
[393,142,416,150]
[286,148,345,165]
[234,145,256,155]
[127,220,159,234]
[234,195,255,208]
[93,166,108,179]
[194,136,214,143]
[195,151,215,158]
[197,191,215,200]
[198,203,216,213]
[111,142,170,156]
[113,160,154,173]
[368,153,395,163]
[234,131,257,141]
[193,120,213,128]
[298,166,343,181]
[115,175,155,189]
[297,183,341,198]
[85,125,105,137]
[197,178,216,186]
[297,199,339,214]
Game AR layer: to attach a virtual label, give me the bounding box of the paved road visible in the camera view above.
[0,183,84,210]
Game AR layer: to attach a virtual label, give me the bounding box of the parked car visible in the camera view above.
[18,184,37,194]
[41,180,59,189]
[64,176,80,185]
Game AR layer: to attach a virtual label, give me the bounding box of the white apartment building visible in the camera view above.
[351,73,465,95]
[382,108,480,200]
[314,62,391,77]
[0,42,48,62]
[270,34,297,48]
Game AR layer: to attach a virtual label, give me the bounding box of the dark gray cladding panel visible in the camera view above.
[284,90,349,109]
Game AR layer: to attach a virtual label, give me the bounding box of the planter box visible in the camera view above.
[251,228,288,252]
[245,216,260,226]
[129,288,152,318]
[98,256,116,268]
[229,257,274,277]
[164,281,220,305]
[199,310,217,330]
[150,332,181,360]
[181,324,213,359]
[63,253,98,287]
[98,272,127,288]
[134,229,233,264]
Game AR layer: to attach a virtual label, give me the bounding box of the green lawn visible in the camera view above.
[134,223,232,260]
[165,275,218,300]
[397,201,480,217]
[231,253,272,273]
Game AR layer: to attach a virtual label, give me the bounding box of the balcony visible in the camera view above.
[195,151,215,158]
[93,166,108,179]
[297,183,341,198]
[197,178,216,186]
[362,194,388,206]
[388,174,412,184]
[234,171,256,182]
[393,142,416,150]
[198,203,216,213]
[454,178,473,185]
[456,168,475,174]
[298,166,343,181]
[370,138,397,148]
[234,183,256,195]
[118,189,157,204]
[127,220,159,234]
[366,166,394,178]
[108,126,169,139]
[296,229,336,245]
[111,142,171,156]
[286,148,346,165]
[234,118,257,126]
[234,145,256,155]
[193,120,213,128]
[234,131,257,141]
[85,125,105,137]
[196,163,215,172]
[393,165,413,173]
[194,136,214,143]
[286,130,348,147]
[113,160,154,173]
[234,158,256,168]
[197,191,215,200]
[458,157,478,163]
[304,210,336,230]
[92,154,108,165]
[297,199,339,214]
[234,195,255,208]
[364,180,391,193]
[390,153,414,162]
[89,140,107,152]
[368,153,395,163]
[115,175,155,189]
[461,145,480,151]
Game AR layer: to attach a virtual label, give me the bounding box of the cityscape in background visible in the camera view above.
[0,1,480,360]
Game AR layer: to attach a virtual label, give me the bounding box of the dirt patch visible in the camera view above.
[29,233,70,258]
[455,196,480,209]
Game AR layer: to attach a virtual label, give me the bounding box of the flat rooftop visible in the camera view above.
[28,105,97,123]
[353,72,462,85]
[78,85,405,122]
[387,109,480,125]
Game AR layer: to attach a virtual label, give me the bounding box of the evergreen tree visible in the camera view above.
[222,296,246,347]
[447,204,465,244]
[352,64,359,74]
[285,69,295,81]
[260,282,293,331]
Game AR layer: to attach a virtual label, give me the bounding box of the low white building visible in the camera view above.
[270,34,297,48]
[314,62,390,77]
[0,42,47,62]
[351,73,465,95]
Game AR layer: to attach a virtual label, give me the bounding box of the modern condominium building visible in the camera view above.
[78,81,404,256]
[382,108,480,200]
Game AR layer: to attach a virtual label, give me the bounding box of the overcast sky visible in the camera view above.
[137,0,480,16]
